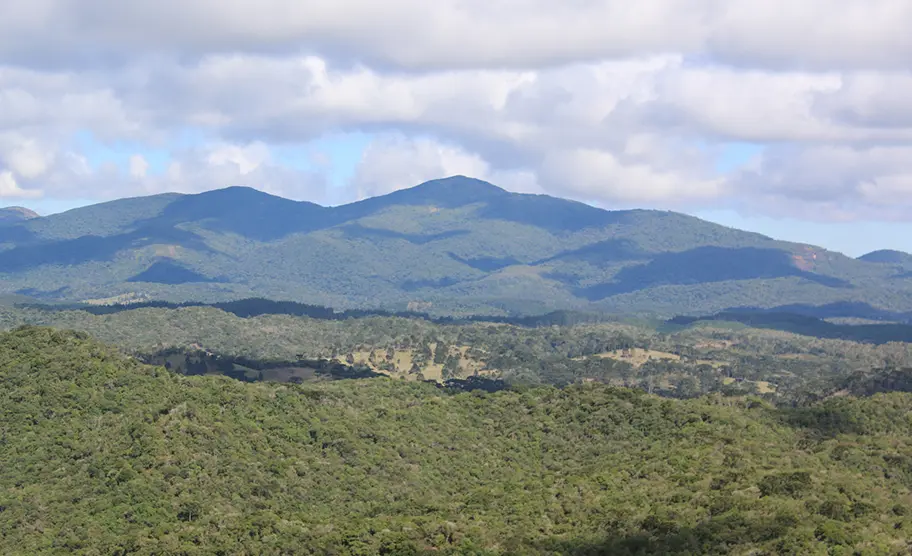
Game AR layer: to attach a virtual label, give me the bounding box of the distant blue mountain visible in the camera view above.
[0,206,38,226]
[858,249,912,266]
[0,176,908,316]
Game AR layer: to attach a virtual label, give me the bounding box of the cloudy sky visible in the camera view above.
[2,0,912,255]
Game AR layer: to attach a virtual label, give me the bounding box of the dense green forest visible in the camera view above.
[4,326,912,554]
[3,304,912,403]
[3,177,912,317]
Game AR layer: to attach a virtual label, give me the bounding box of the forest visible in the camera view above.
[3,302,912,403]
[4,178,912,318]
[4,326,912,554]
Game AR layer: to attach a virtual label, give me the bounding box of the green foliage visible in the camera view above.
[2,178,909,316]
[4,304,912,402]
[3,327,912,553]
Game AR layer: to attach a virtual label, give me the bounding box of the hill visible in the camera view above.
[4,326,912,554]
[858,250,912,266]
[1,176,911,316]
[5,301,912,402]
[0,206,38,225]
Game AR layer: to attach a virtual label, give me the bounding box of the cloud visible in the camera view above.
[813,72,912,129]
[2,0,910,71]
[0,135,53,179]
[205,142,272,175]
[731,145,912,220]
[0,171,42,199]
[350,134,542,201]
[540,147,724,205]
[351,135,490,200]
[0,139,328,203]
[128,154,149,178]
[1,1,912,222]
[150,143,329,201]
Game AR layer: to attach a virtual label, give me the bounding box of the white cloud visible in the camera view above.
[813,72,912,128]
[205,142,271,175]
[351,135,492,200]
[0,1,911,222]
[350,134,543,202]
[0,136,53,179]
[128,154,149,178]
[540,147,724,205]
[1,140,327,204]
[143,143,327,200]
[0,171,42,199]
[1,0,910,71]
[731,145,912,220]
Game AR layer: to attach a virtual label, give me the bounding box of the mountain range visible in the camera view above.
[2,176,911,317]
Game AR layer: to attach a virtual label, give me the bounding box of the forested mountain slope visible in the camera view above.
[1,176,909,316]
[3,326,912,554]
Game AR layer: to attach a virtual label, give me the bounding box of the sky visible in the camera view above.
[2,1,912,256]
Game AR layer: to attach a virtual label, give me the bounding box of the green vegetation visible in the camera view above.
[3,326,912,554]
[2,176,910,316]
[3,303,912,404]
[7,178,912,554]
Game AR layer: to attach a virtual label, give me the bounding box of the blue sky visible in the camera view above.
[7,129,900,258]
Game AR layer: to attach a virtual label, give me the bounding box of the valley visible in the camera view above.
[4,300,912,402]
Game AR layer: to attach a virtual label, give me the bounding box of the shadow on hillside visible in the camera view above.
[536,513,811,555]
[142,349,386,384]
[448,252,520,272]
[127,261,219,285]
[580,246,852,300]
[539,238,647,266]
[0,224,38,244]
[773,404,870,438]
[724,301,912,323]
[142,347,513,392]
[24,297,618,329]
[0,225,213,272]
[669,311,912,344]
[400,277,461,291]
[342,224,470,245]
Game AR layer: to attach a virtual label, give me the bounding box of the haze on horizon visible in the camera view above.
[2,0,912,255]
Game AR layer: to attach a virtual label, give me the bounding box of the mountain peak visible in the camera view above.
[413,175,507,195]
[336,175,510,219]
[858,249,912,265]
[378,175,510,207]
[0,206,39,225]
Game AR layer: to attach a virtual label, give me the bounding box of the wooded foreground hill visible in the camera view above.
[2,176,912,317]
[3,326,912,554]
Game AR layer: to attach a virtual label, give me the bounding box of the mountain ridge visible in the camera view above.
[0,176,909,316]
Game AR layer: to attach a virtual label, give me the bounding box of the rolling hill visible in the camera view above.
[858,250,912,280]
[4,326,912,554]
[0,176,910,317]
[0,206,38,226]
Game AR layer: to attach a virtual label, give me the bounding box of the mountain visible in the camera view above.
[1,175,910,316]
[859,249,912,266]
[0,206,38,226]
